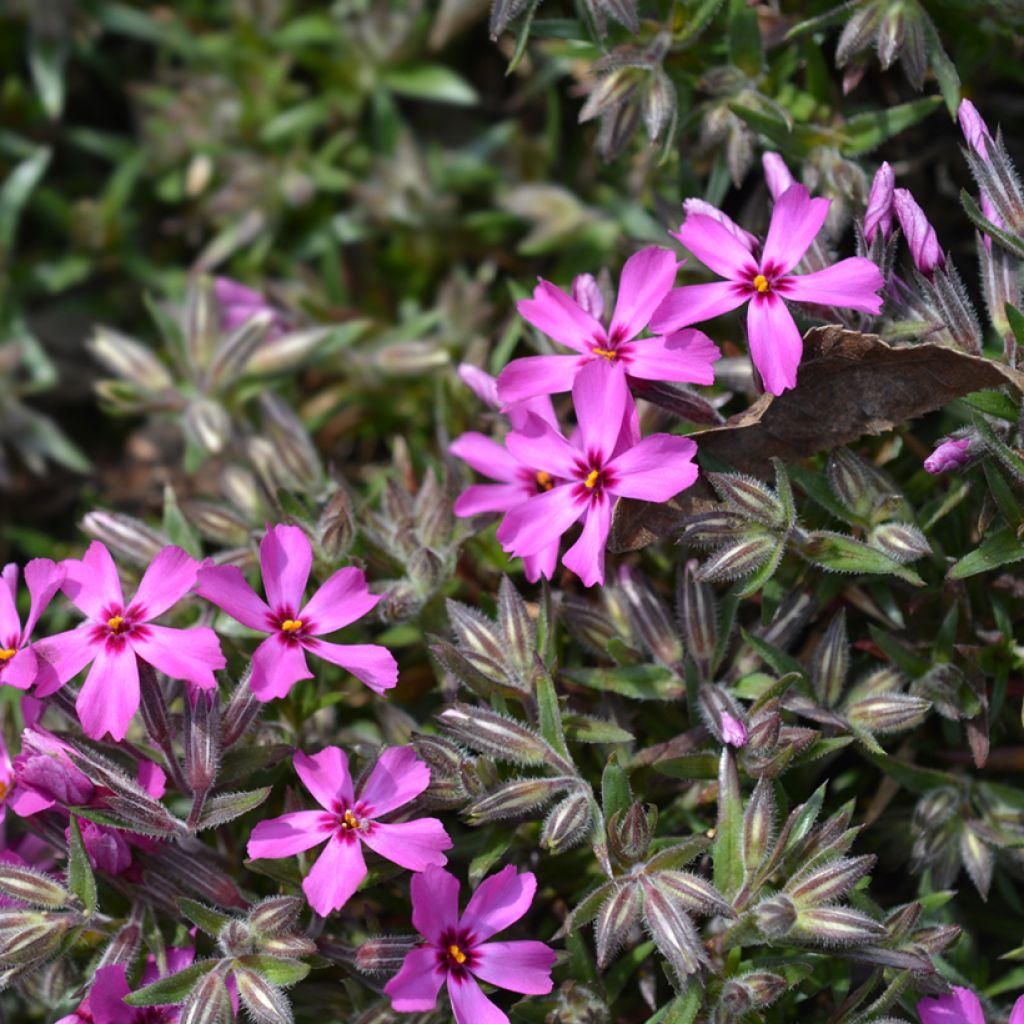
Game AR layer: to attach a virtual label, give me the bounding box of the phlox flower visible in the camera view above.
[497,246,719,404]
[214,276,285,338]
[894,188,944,276]
[33,544,225,741]
[0,732,12,826]
[651,183,884,395]
[385,864,556,1024]
[0,559,64,692]
[495,360,698,587]
[864,162,895,244]
[248,745,451,917]
[924,437,973,475]
[917,986,1024,1024]
[196,524,397,701]
[6,727,95,817]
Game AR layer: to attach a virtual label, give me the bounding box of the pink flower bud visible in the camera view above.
[958,99,993,161]
[923,437,972,474]
[762,152,796,201]
[894,188,944,275]
[457,363,500,409]
[864,162,894,243]
[721,712,749,748]
[214,276,285,339]
[572,273,605,321]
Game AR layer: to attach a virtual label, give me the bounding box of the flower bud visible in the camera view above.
[924,437,973,475]
[696,532,779,582]
[958,99,993,159]
[184,691,220,797]
[609,801,651,864]
[595,882,642,968]
[318,490,354,560]
[221,672,261,748]
[639,877,706,979]
[793,905,886,946]
[260,393,322,492]
[437,704,556,766]
[762,153,796,201]
[0,864,69,909]
[541,791,592,854]
[653,871,733,918]
[258,934,318,958]
[643,68,676,143]
[0,915,71,964]
[180,967,233,1024]
[810,609,849,709]
[677,560,718,680]
[205,314,274,392]
[373,340,449,376]
[707,473,786,528]
[913,787,961,831]
[355,935,419,975]
[81,511,168,566]
[868,522,931,562]
[845,693,931,733]
[743,776,776,871]
[617,566,681,669]
[248,897,304,937]
[222,466,267,522]
[185,398,232,455]
[183,501,251,547]
[88,327,174,392]
[754,895,797,939]
[699,684,747,747]
[864,162,894,243]
[894,188,944,275]
[786,855,875,907]
[465,777,572,824]
[246,327,333,376]
[573,273,605,322]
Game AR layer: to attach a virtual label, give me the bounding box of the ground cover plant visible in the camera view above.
[2,1,1024,1022]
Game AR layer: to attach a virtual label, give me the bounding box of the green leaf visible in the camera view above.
[863,752,960,794]
[800,531,924,585]
[982,462,1023,529]
[921,13,961,116]
[233,955,310,985]
[469,830,514,888]
[0,145,52,256]
[196,788,272,830]
[740,629,806,679]
[382,65,478,106]
[563,713,634,744]
[162,485,202,559]
[124,961,219,1006]
[728,0,763,77]
[653,753,719,780]
[645,983,703,1024]
[947,526,1024,579]
[974,413,1024,483]
[561,664,685,700]
[713,749,744,899]
[840,96,942,156]
[506,0,542,74]
[601,754,631,822]
[958,388,1020,422]
[961,190,1024,259]
[1006,303,1024,352]
[535,670,571,761]
[178,899,232,937]
[28,37,68,121]
[67,817,97,917]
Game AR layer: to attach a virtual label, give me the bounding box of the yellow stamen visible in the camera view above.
[0,648,16,663]
[280,619,303,634]
[449,944,467,965]
[584,470,600,489]
[535,470,553,491]
[107,615,125,633]
[592,347,617,361]
[341,810,360,830]
[753,274,770,294]
[0,780,8,801]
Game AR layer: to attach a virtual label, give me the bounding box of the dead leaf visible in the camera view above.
[610,326,1024,553]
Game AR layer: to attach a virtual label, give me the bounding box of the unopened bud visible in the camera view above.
[0,865,69,909]
[846,693,930,733]
[746,701,781,752]
[754,895,796,939]
[653,871,733,918]
[183,501,251,547]
[869,522,931,562]
[205,314,273,392]
[185,398,232,455]
[698,684,747,747]
[258,934,318,959]
[643,68,676,142]
[246,327,332,376]
[249,896,303,937]
[180,967,233,1024]
[318,490,354,560]
[261,393,322,492]
[793,905,887,946]
[609,801,651,864]
[707,473,786,528]
[465,777,572,824]
[89,326,174,392]
[811,610,849,709]
[786,855,875,907]
[355,935,419,975]
[579,67,643,125]
[373,340,449,376]
[617,566,681,669]
[595,882,641,968]
[437,704,556,765]
[185,691,220,796]
[677,560,717,678]
[222,466,267,521]
[696,532,779,582]
[541,791,592,854]
[743,776,776,871]
[894,188,944,276]
[639,877,706,980]
[235,966,293,1024]
[0,915,71,963]
[913,788,961,831]
[81,511,168,566]
[924,437,973,475]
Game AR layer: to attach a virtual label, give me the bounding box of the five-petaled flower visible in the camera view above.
[651,183,884,395]
[498,246,719,404]
[248,745,451,917]
[0,558,64,693]
[33,544,225,741]
[385,864,556,1024]
[196,524,398,701]
[495,360,698,587]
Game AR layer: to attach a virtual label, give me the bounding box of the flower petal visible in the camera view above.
[76,644,139,741]
[0,564,19,642]
[454,484,529,518]
[561,494,613,588]
[747,295,804,396]
[523,543,560,583]
[303,639,398,694]
[917,988,986,1024]
[682,199,758,251]
[762,152,796,201]
[88,965,132,1024]
[21,559,65,640]
[449,433,523,483]
[384,946,446,1012]
[300,567,380,636]
[649,281,748,334]
[516,280,603,353]
[362,818,452,871]
[472,941,557,995]
[260,524,312,613]
[673,212,759,281]
[195,565,274,632]
[458,363,500,409]
[412,865,461,945]
[31,626,96,695]
[607,434,699,503]
[1,647,37,690]
[505,415,580,480]
[130,625,224,689]
[497,354,587,404]
[624,329,720,385]
[448,973,509,1024]
[460,865,536,942]
[250,635,313,701]
[62,542,122,622]
[302,835,367,916]
[1009,994,1024,1024]
[359,747,431,816]
[761,184,831,274]
[609,247,679,340]
[780,258,884,314]
[495,486,586,559]
[129,546,199,621]
[295,746,353,809]
[248,811,334,859]
[574,359,629,463]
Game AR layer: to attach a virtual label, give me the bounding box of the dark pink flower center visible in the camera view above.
[92,606,146,648]
[589,324,628,361]
[437,929,479,977]
[574,456,614,498]
[330,799,373,840]
[273,607,313,641]
[746,262,789,299]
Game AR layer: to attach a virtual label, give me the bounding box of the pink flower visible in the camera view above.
[864,162,895,244]
[249,745,451,917]
[385,864,556,1024]
[0,559,64,692]
[762,152,796,200]
[7,727,95,817]
[32,544,225,741]
[0,732,12,826]
[918,987,1024,1024]
[196,524,397,701]
[497,247,719,404]
[214,276,285,339]
[76,820,133,875]
[894,188,945,276]
[85,946,197,1024]
[495,361,698,587]
[720,713,748,748]
[924,437,973,475]
[958,99,994,160]
[651,184,885,395]
[572,273,604,319]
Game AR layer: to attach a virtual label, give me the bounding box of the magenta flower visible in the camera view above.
[0,732,12,826]
[894,189,944,276]
[958,99,994,160]
[497,246,719,404]
[84,946,197,1024]
[385,864,556,1024]
[495,361,698,587]
[864,162,895,244]
[248,745,451,917]
[0,559,64,692]
[196,524,397,701]
[214,276,285,339]
[924,437,973,475]
[32,543,225,741]
[7,727,95,817]
[720,713,749,748]
[918,986,1024,1024]
[651,184,885,395]
[762,152,796,200]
